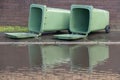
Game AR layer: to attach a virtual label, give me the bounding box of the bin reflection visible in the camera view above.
[70,45,109,72]
[28,44,70,69]
[28,44,109,71]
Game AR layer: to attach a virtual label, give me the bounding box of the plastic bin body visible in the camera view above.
[54,5,109,40]
[5,4,70,39]
[89,9,109,32]
[29,4,70,33]
[70,5,109,34]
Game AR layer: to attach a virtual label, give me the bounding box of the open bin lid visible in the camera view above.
[54,34,86,40]
[5,4,45,39]
[5,32,38,39]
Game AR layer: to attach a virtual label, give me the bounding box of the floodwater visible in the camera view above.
[0,44,120,80]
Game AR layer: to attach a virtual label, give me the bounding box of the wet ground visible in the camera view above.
[0,44,120,80]
[0,31,120,42]
[0,31,120,80]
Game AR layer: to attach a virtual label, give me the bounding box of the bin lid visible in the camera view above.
[54,34,86,40]
[5,32,38,39]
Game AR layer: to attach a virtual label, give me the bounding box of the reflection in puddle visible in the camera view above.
[28,45,70,69]
[0,44,120,80]
[28,44,109,72]
[70,45,109,72]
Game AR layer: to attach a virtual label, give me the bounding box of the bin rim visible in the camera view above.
[71,4,94,10]
[29,4,47,33]
[70,4,94,34]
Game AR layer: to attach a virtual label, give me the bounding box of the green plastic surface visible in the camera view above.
[29,4,70,33]
[5,4,70,39]
[54,34,86,40]
[54,5,109,40]
[70,5,109,34]
[5,33,37,39]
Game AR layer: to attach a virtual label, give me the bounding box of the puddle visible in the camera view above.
[0,44,120,79]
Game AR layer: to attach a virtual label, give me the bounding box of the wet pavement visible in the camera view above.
[0,44,120,73]
[0,31,120,42]
[0,31,120,80]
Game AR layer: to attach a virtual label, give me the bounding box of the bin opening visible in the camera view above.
[71,8,90,33]
[29,7,43,33]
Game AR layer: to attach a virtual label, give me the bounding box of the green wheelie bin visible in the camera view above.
[54,5,110,40]
[5,4,70,39]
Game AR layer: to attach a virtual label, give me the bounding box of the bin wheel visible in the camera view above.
[105,25,110,33]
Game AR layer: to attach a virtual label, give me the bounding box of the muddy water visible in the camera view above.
[0,44,120,80]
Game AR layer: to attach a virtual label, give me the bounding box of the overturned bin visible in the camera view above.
[5,4,70,39]
[54,5,110,40]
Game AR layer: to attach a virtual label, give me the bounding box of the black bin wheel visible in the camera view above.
[105,25,110,33]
